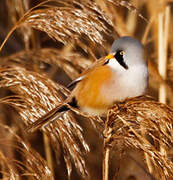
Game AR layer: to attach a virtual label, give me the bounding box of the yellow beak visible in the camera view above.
[105,54,114,60]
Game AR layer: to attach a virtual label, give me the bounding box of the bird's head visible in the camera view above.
[104,36,146,71]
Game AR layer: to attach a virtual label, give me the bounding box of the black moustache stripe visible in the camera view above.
[114,51,128,70]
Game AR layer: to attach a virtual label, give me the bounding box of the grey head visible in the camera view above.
[109,36,146,69]
[104,36,148,101]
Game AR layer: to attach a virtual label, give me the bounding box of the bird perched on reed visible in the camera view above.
[27,36,148,132]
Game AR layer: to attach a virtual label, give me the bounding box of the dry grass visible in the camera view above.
[104,96,173,179]
[0,124,53,179]
[0,0,173,180]
[0,48,89,79]
[0,66,89,178]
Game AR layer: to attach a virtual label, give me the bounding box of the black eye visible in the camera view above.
[114,50,128,70]
[119,50,125,56]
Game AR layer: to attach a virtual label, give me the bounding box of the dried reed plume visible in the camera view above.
[0,123,53,179]
[0,66,89,178]
[0,48,90,79]
[0,0,113,52]
[104,96,173,179]
[25,1,113,44]
[0,0,173,179]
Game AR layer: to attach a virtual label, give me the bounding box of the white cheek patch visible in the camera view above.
[107,58,126,71]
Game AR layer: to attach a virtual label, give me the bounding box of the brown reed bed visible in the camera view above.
[0,0,173,179]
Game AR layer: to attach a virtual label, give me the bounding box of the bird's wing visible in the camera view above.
[67,76,85,88]
[67,57,107,88]
[27,57,108,132]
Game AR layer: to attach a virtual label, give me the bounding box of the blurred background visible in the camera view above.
[0,0,173,179]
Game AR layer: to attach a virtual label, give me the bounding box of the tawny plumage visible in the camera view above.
[73,66,112,109]
[27,36,148,132]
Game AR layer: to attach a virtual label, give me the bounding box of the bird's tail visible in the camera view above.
[26,97,78,133]
[26,103,70,132]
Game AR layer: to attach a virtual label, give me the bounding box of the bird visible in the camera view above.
[27,36,148,132]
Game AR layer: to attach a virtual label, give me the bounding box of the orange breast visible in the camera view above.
[73,66,113,109]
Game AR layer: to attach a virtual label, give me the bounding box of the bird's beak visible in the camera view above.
[105,54,114,60]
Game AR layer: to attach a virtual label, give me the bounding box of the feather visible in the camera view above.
[26,103,69,132]
[27,57,108,132]
[68,57,108,88]
[26,98,78,132]
[67,76,84,88]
